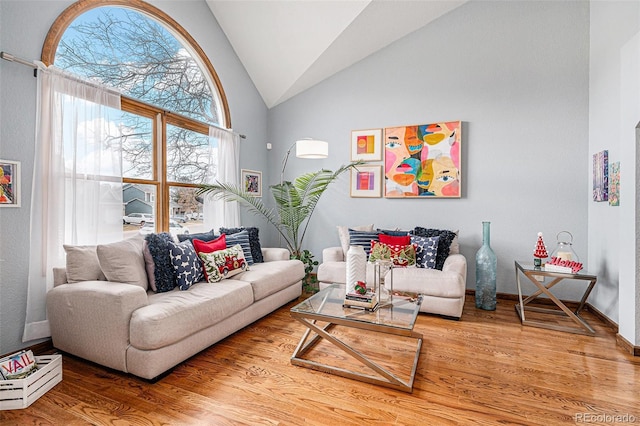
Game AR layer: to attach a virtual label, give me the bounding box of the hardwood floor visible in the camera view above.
[2,295,639,425]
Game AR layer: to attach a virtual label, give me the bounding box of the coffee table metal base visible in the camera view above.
[290,317,423,393]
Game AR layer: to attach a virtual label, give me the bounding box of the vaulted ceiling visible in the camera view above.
[206,1,467,108]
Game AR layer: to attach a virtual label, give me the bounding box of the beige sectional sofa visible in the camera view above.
[47,242,304,380]
[317,226,467,319]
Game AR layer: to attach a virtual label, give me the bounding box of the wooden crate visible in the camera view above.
[0,355,62,410]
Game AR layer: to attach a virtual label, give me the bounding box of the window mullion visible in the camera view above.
[158,112,168,232]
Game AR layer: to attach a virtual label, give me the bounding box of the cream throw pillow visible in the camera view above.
[449,230,460,255]
[63,244,107,283]
[97,235,148,290]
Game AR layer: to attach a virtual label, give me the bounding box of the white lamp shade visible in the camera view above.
[295,139,328,158]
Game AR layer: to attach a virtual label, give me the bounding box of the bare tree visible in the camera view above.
[56,8,217,124]
[171,187,202,216]
[56,7,217,186]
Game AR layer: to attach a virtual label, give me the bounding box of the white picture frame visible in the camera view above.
[241,169,262,197]
[350,165,382,198]
[350,129,383,162]
[0,159,20,207]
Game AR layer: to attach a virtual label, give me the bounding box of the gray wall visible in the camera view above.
[0,0,594,355]
[589,1,640,344]
[0,0,268,355]
[267,1,590,297]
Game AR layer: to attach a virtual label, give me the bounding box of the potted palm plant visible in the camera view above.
[197,163,361,291]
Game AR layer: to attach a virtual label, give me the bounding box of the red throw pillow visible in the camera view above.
[193,235,226,254]
[378,233,410,246]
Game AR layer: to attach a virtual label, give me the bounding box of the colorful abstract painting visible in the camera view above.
[241,169,262,197]
[384,121,461,198]
[0,160,20,207]
[593,150,608,202]
[350,165,382,198]
[609,161,620,206]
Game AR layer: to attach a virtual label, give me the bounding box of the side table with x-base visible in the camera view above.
[514,260,597,336]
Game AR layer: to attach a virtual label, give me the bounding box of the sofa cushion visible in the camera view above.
[130,280,254,350]
[168,240,204,291]
[199,244,248,283]
[391,266,465,298]
[220,227,263,263]
[224,230,254,265]
[317,261,375,285]
[411,235,440,269]
[97,236,148,290]
[63,244,107,283]
[412,227,457,270]
[145,233,176,293]
[337,224,373,257]
[233,260,304,301]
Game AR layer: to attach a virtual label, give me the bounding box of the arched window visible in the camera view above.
[42,0,231,235]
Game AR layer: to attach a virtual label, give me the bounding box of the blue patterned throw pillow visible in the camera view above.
[220,227,263,263]
[412,227,457,270]
[224,230,254,265]
[348,229,380,256]
[177,230,218,243]
[411,235,440,269]
[168,240,204,290]
[377,228,410,237]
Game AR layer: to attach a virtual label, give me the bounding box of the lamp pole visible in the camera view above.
[280,141,297,184]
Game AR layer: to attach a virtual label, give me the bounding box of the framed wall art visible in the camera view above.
[351,128,382,162]
[241,169,262,197]
[0,159,20,207]
[350,165,382,198]
[384,120,461,198]
[593,150,608,202]
[609,161,619,206]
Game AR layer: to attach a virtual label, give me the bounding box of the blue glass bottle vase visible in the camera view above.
[475,221,497,310]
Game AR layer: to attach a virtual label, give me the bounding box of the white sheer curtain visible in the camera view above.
[23,64,122,342]
[203,126,240,231]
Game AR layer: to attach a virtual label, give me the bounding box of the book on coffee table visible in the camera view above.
[343,291,378,311]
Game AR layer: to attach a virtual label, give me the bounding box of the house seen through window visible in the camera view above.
[46,2,230,237]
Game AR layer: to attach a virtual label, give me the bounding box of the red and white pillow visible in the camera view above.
[369,240,417,267]
[198,244,248,283]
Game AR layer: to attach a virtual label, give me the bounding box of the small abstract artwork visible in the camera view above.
[351,129,382,162]
[350,165,382,198]
[593,150,608,202]
[384,121,461,198]
[0,159,20,207]
[241,169,262,197]
[609,161,620,206]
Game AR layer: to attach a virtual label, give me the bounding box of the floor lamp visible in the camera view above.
[280,138,329,183]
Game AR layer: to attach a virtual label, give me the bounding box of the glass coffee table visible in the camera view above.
[290,284,423,393]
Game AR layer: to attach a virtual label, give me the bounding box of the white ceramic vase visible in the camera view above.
[345,245,366,294]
